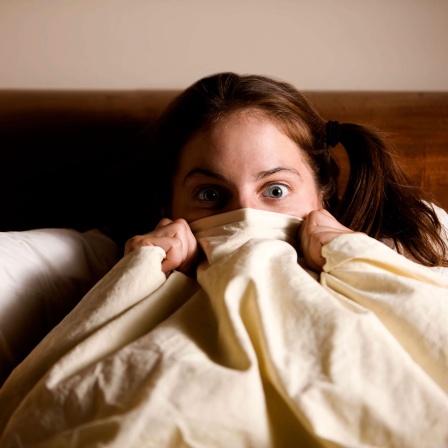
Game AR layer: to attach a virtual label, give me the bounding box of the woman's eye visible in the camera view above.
[196,188,221,202]
[262,184,289,199]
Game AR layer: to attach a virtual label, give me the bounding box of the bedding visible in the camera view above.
[0,228,120,385]
[1,208,447,448]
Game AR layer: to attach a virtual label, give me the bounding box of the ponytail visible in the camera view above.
[332,123,448,267]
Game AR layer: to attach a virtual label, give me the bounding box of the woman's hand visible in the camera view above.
[299,209,354,272]
[124,218,199,275]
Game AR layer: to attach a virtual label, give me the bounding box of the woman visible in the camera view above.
[126,72,448,274]
[3,73,448,448]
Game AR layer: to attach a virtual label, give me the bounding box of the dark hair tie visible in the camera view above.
[326,120,340,147]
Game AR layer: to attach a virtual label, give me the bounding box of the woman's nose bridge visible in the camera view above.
[232,190,256,210]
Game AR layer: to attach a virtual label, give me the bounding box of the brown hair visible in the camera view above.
[144,72,447,267]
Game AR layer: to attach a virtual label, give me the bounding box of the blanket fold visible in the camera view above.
[1,209,447,448]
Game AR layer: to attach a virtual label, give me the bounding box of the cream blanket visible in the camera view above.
[1,208,448,448]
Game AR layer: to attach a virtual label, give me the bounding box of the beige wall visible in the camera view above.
[0,0,447,91]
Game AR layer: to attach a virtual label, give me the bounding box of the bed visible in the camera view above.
[0,89,447,447]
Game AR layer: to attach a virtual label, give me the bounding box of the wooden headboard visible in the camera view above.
[1,90,447,240]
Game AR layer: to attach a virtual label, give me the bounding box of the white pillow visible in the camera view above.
[0,228,120,384]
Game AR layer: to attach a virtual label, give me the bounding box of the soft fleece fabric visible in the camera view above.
[1,209,447,448]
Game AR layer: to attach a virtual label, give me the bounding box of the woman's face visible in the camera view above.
[170,112,323,223]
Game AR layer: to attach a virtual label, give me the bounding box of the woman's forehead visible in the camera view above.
[183,114,295,154]
[200,107,312,151]
[175,114,314,182]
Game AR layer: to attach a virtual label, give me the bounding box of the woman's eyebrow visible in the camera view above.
[183,166,302,185]
[256,166,302,180]
[183,168,228,185]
